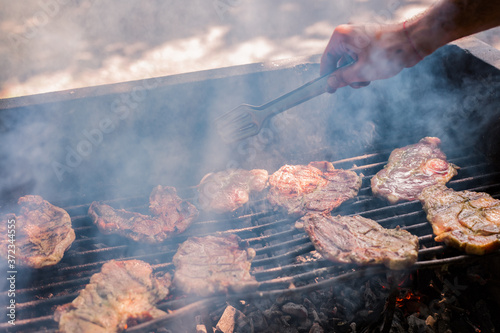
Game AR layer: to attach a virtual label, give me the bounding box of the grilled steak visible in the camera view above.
[267,161,362,216]
[89,185,198,243]
[149,185,198,233]
[0,195,75,268]
[301,213,419,270]
[197,168,268,213]
[172,234,258,296]
[55,260,171,333]
[371,137,458,204]
[419,185,500,255]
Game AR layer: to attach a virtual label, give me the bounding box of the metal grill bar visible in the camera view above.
[126,267,389,333]
[2,150,500,332]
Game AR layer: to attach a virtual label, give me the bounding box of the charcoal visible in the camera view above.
[247,311,268,331]
[425,315,437,329]
[196,315,208,333]
[156,329,171,333]
[276,295,292,305]
[251,298,274,312]
[297,319,313,332]
[279,327,299,333]
[309,322,325,333]
[363,281,379,309]
[310,309,321,324]
[303,298,315,310]
[279,315,292,326]
[471,300,495,332]
[215,305,250,333]
[281,302,308,320]
[263,305,282,321]
[388,308,407,333]
[196,325,208,333]
[407,314,427,333]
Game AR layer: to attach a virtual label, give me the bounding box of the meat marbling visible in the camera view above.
[0,195,75,268]
[55,260,171,333]
[301,213,419,270]
[197,168,268,213]
[371,137,458,204]
[89,185,198,243]
[172,234,258,297]
[267,161,362,216]
[419,185,500,255]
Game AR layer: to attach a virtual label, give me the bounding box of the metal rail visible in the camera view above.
[1,150,499,332]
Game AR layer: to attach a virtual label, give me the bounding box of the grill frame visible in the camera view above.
[1,36,500,332]
[1,37,500,207]
[2,146,500,332]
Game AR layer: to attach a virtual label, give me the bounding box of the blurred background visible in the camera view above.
[2,0,499,99]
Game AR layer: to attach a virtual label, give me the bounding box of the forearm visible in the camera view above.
[320,0,500,91]
[406,0,500,56]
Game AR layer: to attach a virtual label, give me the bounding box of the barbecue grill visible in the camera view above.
[1,36,500,332]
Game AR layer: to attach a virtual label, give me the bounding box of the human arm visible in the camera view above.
[320,0,500,92]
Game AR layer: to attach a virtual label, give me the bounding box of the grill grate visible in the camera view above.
[2,147,500,332]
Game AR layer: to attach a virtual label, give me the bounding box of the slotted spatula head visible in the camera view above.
[214,104,264,143]
[214,56,356,143]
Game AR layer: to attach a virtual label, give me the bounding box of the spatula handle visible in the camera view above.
[260,57,355,118]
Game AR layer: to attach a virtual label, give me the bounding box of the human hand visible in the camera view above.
[320,23,423,93]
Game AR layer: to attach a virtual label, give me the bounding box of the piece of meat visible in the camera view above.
[197,168,269,213]
[55,260,171,333]
[301,213,419,270]
[419,185,500,255]
[0,195,75,268]
[89,185,198,243]
[149,185,198,234]
[371,137,458,204]
[172,234,258,297]
[267,161,362,216]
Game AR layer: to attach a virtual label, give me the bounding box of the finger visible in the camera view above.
[326,73,347,93]
[326,85,337,94]
[320,51,342,76]
[320,27,349,75]
[338,52,357,67]
[335,60,372,84]
[326,63,370,92]
[350,81,371,89]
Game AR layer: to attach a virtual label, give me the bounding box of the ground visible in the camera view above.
[1,0,499,98]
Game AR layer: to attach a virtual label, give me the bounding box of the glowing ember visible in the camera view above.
[396,290,423,308]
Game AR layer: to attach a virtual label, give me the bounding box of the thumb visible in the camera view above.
[327,59,370,93]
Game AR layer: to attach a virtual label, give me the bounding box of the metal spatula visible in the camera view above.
[214,58,355,143]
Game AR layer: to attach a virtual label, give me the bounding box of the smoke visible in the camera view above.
[1,45,499,209]
[0,0,498,206]
[1,3,500,331]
